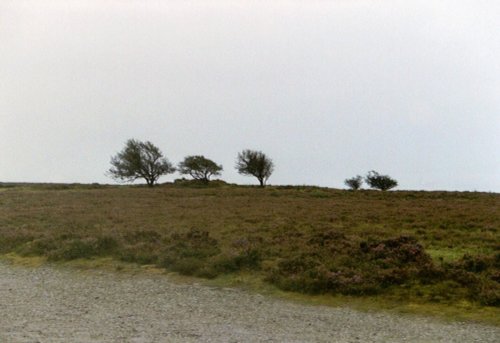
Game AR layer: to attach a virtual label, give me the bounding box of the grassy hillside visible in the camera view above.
[1,182,499,321]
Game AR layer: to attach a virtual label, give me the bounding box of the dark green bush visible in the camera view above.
[344,175,363,190]
[365,171,398,191]
[173,178,228,188]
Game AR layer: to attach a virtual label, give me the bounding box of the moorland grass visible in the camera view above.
[0,182,498,322]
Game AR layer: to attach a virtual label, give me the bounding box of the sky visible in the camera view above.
[1,0,499,191]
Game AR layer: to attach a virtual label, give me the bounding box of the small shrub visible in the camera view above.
[269,236,439,296]
[95,236,119,253]
[119,243,160,264]
[173,178,228,188]
[169,257,207,276]
[48,239,97,260]
[214,249,262,273]
[455,254,493,273]
[344,175,363,190]
[47,236,119,261]
[268,257,381,295]
[276,255,320,275]
[365,170,398,191]
[360,236,432,266]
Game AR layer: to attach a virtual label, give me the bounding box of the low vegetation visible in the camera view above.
[0,183,498,320]
[344,175,363,190]
[365,170,398,191]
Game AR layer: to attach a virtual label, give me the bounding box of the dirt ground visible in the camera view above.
[0,262,498,342]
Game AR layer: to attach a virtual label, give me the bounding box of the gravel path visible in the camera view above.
[0,262,498,342]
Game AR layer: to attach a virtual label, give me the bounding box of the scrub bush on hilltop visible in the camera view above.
[365,171,398,191]
[344,175,363,190]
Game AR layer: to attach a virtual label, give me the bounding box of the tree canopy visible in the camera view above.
[365,170,398,191]
[344,175,363,190]
[178,155,223,183]
[235,149,274,187]
[108,139,175,187]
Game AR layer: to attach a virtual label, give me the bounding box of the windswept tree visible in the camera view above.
[178,155,223,183]
[235,149,274,187]
[344,175,363,190]
[108,139,175,187]
[365,170,398,191]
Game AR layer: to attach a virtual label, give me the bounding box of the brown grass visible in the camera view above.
[0,182,499,322]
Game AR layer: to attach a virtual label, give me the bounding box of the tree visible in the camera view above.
[344,175,363,190]
[178,155,223,183]
[365,170,398,191]
[108,139,175,187]
[235,149,274,187]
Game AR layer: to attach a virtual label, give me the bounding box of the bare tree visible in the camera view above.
[108,139,175,187]
[235,149,274,187]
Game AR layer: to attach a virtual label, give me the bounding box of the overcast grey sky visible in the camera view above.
[1,0,499,191]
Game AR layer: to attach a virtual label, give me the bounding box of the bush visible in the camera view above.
[359,236,432,266]
[47,236,119,261]
[119,243,160,264]
[173,178,228,188]
[267,255,381,295]
[444,253,500,305]
[213,249,262,273]
[268,236,439,296]
[49,239,98,260]
[344,175,363,190]
[17,235,119,261]
[365,170,398,191]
